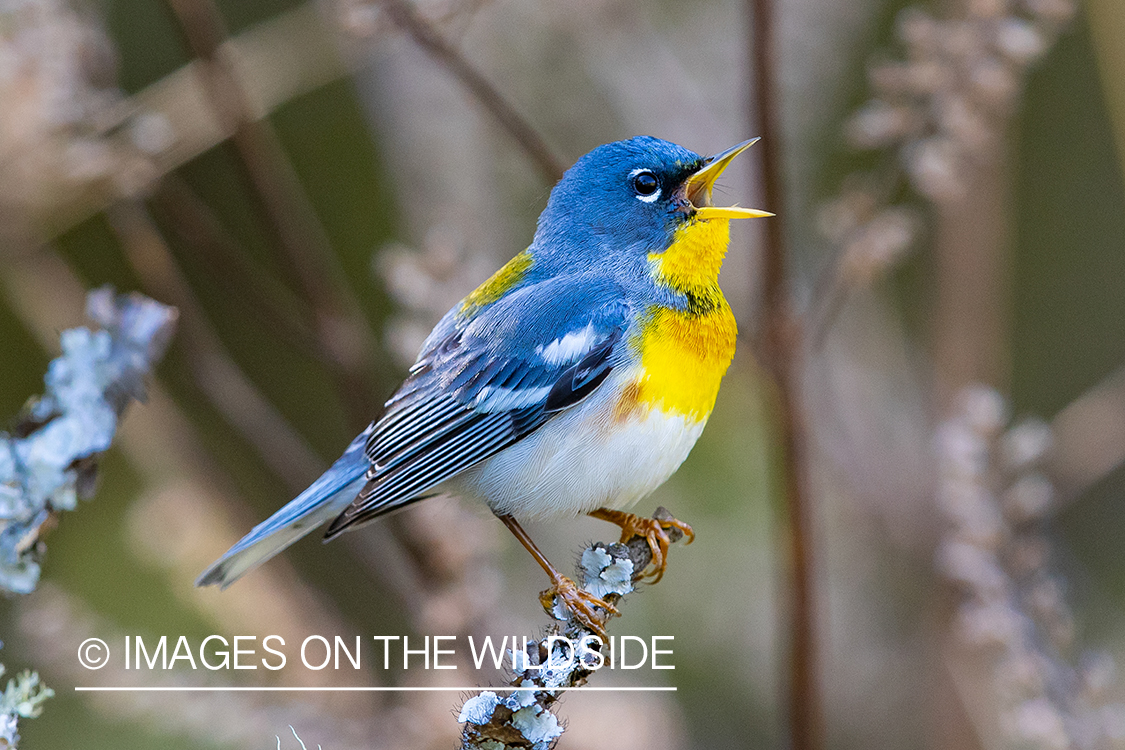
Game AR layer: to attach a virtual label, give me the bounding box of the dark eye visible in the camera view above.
[634,169,657,202]
[631,171,659,196]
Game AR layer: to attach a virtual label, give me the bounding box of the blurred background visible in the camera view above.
[0,0,1122,748]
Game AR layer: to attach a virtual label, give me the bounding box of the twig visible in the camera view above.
[459,508,683,750]
[801,163,911,349]
[0,248,372,702]
[164,0,385,429]
[931,162,1011,404]
[39,3,350,238]
[0,650,53,744]
[164,0,339,303]
[105,200,325,492]
[165,0,507,649]
[1049,362,1125,505]
[148,177,328,363]
[0,287,177,594]
[164,0,502,657]
[748,1,821,749]
[374,0,565,183]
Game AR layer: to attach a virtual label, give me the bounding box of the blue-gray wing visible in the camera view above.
[324,278,628,537]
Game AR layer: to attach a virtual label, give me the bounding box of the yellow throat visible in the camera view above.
[628,218,739,421]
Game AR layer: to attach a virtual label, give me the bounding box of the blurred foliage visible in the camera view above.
[7,0,403,745]
[1013,17,1125,418]
[1013,16,1125,642]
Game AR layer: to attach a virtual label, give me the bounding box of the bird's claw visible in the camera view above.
[592,509,694,584]
[540,575,619,639]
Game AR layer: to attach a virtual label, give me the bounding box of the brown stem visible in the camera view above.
[1050,362,1125,503]
[773,369,820,750]
[164,0,331,302]
[148,177,326,361]
[375,0,566,184]
[164,0,385,429]
[749,1,822,749]
[105,201,324,491]
[932,160,1011,405]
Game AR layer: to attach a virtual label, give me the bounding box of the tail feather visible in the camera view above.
[195,428,370,589]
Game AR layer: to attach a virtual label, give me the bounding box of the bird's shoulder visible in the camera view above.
[422,270,631,364]
[382,271,633,417]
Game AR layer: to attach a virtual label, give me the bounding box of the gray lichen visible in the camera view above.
[0,287,177,594]
[0,648,54,748]
[579,544,634,600]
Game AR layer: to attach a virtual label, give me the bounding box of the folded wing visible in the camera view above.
[326,278,628,536]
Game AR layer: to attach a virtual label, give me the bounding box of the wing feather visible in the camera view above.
[326,410,535,535]
[326,281,631,538]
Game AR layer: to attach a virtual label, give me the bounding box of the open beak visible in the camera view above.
[684,138,774,220]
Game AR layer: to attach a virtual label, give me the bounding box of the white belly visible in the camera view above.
[447,371,707,520]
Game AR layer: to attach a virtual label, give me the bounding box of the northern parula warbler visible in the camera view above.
[197,136,771,634]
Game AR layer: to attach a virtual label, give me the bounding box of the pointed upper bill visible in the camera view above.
[685,138,774,220]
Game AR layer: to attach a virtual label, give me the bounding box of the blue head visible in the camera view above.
[531,137,702,268]
[529,136,768,276]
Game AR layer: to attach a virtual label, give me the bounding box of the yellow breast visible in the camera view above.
[622,218,738,421]
[631,301,737,419]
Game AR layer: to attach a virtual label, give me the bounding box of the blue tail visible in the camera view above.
[195,428,371,589]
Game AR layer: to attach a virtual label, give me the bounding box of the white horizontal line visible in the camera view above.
[74,686,676,692]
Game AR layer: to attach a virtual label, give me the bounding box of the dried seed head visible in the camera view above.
[905,137,965,201]
[846,100,921,149]
[1002,698,1070,750]
[1002,473,1054,524]
[961,385,1010,437]
[994,17,1048,65]
[1001,418,1053,472]
[958,601,1026,649]
[897,7,941,53]
[969,56,1021,112]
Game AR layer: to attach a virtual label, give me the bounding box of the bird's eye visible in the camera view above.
[630,170,661,203]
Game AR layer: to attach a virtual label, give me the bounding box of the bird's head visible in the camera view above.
[531,136,771,275]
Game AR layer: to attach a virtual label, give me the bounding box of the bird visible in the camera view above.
[196,136,771,635]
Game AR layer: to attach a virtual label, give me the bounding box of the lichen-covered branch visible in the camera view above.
[458,508,682,750]
[0,288,177,594]
[0,651,54,749]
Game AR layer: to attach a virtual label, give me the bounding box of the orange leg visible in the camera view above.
[588,508,694,584]
[498,515,618,638]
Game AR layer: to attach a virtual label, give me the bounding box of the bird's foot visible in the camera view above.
[589,508,694,584]
[539,574,619,639]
